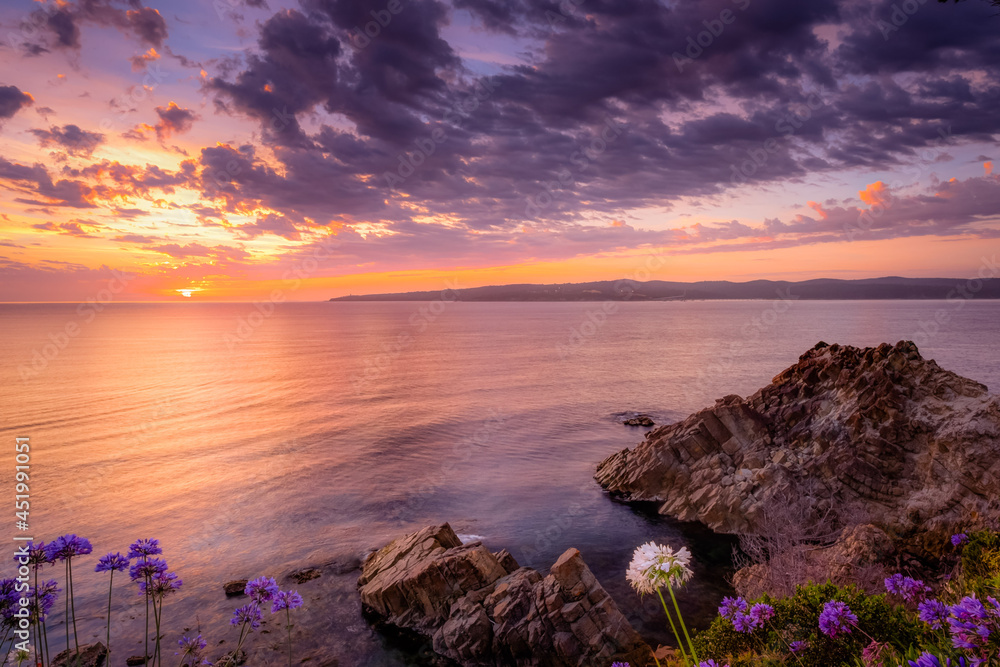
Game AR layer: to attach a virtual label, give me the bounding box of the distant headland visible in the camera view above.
[329,276,1000,302]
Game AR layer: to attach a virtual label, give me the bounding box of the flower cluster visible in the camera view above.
[885,573,931,603]
[625,542,693,594]
[44,535,92,562]
[718,596,774,634]
[951,533,969,547]
[229,575,304,665]
[818,600,858,638]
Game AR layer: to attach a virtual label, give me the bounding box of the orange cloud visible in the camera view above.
[807,201,828,219]
[859,181,890,207]
[986,161,994,176]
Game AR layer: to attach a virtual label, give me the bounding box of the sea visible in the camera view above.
[1,300,998,665]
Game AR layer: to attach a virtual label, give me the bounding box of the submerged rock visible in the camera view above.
[623,415,655,427]
[596,341,1000,557]
[223,579,248,596]
[358,524,653,667]
[51,643,107,667]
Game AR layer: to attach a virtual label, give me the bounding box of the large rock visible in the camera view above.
[51,643,107,667]
[596,341,1000,557]
[358,524,653,667]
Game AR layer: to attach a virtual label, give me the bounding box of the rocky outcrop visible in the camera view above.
[624,415,655,427]
[596,341,1000,557]
[52,643,107,667]
[358,524,653,667]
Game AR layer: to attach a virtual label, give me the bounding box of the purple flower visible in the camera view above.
[128,538,162,560]
[748,603,774,624]
[30,580,59,621]
[245,576,279,605]
[818,600,857,638]
[885,574,930,602]
[231,604,262,631]
[16,541,54,567]
[718,596,748,620]
[270,590,303,613]
[900,577,930,603]
[177,633,207,659]
[130,557,168,582]
[884,573,906,595]
[918,599,949,630]
[698,661,729,667]
[141,571,182,597]
[44,535,92,561]
[951,533,969,547]
[95,552,129,573]
[789,640,808,654]
[610,663,629,667]
[732,612,760,633]
[950,596,987,621]
[907,653,948,667]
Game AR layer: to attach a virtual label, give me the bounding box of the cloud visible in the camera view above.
[0,156,95,208]
[153,102,199,140]
[0,86,34,124]
[18,0,168,54]
[30,124,105,156]
[130,47,161,72]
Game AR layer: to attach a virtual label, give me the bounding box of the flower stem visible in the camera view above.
[69,557,81,666]
[105,571,114,656]
[286,607,292,667]
[144,576,150,666]
[655,589,690,667]
[667,586,699,665]
[64,560,70,657]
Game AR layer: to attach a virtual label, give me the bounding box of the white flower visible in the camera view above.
[626,541,693,594]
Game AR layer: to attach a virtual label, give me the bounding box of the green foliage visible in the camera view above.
[958,529,1000,598]
[692,582,928,667]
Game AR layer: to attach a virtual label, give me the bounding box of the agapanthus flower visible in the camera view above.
[245,576,279,604]
[918,599,949,630]
[95,552,129,573]
[732,613,760,633]
[128,538,162,560]
[907,652,955,667]
[16,541,53,567]
[271,590,303,613]
[231,604,262,632]
[718,596,748,620]
[748,603,774,624]
[29,581,59,621]
[44,535,92,561]
[130,557,168,582]
[177,633,207,660]
[789,640,808,654]
[610,663,629,667]
[625,542,693,594]
[885,574,930,602]
[698,661,729,667]
[947,597,990,651]
[901,577,930,602]
[141,571,182,597]
[951,533,969,547]
[818,600,857,638]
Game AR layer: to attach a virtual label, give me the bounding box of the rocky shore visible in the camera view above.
[357,524,654,667]
[596,340,1000,564]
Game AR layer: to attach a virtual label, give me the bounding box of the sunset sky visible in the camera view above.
[0,0,998,301]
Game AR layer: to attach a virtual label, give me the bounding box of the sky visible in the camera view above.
[0,0,998,301]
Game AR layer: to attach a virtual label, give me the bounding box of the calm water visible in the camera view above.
[1,300,998,665]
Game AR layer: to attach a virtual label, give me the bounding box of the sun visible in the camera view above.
[176,288,202,298]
